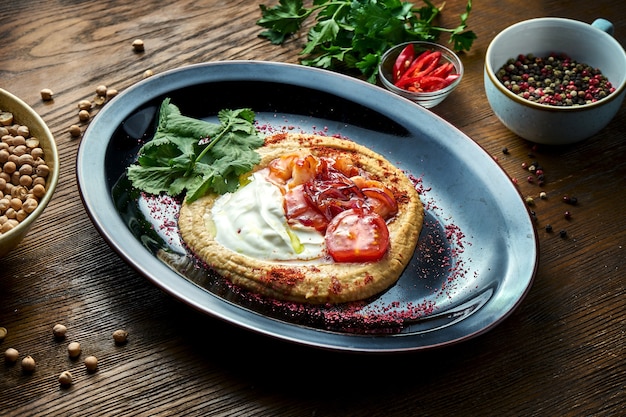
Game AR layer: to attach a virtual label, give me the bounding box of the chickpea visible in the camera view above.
[3,161,16,174]
[112,329,128,344]
[67,341,81,358]
[17,126,29,136]
[93,95,106,106]
[106,89,118,100]
[58,370,73,386]
[132,39,145,52]
[53,323,67,339]
[143,69,154,78]
[32,184,46,199]
[84,355,98,372]
[40,88,54,101]
[21,355,36,372]
[69,125,81,138]
[0,114,48,232]
[4,347,19,363]
[10,198,22,211]
[78,110,90,122]
[19,175,32,188]
[18,154,34,167]
[30,147,44,159]
[96,85,108,97]
[11,185,27,200]
[19,163,33,175]
[25,138,39,148]
[12,136,26,147]
[11,171,21,186]
[23,198,38,214]
[3,219,18,232]
[0,111,13,126]
[0,326,6,340]
[35,164,50,177]
[78,100,92,111]
[15,209,27,222]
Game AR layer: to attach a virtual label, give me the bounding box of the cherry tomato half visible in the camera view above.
[325,209,390,263]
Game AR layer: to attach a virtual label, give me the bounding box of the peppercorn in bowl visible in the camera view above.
[0,88,59,257]
[378,41,464,109]
[484,17,626,145]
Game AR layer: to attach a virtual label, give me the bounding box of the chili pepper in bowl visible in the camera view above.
[379,41,464,108]
[393,47,459,92]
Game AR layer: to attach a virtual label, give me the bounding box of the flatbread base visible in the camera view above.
[178,133,423,304]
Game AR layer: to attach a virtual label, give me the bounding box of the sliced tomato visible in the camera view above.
[284,184,328,232]
[325,209,390,263]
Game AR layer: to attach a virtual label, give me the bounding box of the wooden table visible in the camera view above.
[1,0,624,415]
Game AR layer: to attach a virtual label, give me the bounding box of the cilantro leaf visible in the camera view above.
[126,99,264,203]
[256,0,477,81]
[258,0,313,44]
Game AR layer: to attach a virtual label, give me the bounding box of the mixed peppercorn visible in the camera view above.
[496,53,615,106]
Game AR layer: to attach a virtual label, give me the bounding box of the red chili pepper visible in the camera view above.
[392,44,415,82]
[394,50,434,86]
[442,73,460,87]
[395,51,442,88]
[417,76,447,92]
[404,76,447,92]
[429,62,454,79]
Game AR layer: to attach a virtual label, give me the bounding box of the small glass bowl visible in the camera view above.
[378,41,464,108]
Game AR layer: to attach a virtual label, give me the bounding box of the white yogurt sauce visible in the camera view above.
[210,171,325,261]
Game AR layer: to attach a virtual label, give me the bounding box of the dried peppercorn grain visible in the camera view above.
[496,53,615,106]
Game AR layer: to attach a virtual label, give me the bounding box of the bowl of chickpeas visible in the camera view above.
[0,88,59,257]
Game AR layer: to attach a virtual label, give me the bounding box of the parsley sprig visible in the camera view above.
[126,99,264,202]
[257,0,476,82]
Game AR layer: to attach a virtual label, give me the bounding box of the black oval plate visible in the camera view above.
[77,61,538,352]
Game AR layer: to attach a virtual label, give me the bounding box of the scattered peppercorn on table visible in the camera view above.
[1,0,624,415]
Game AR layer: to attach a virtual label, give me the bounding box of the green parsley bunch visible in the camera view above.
[127,99,264,202]
[257,0,476,83]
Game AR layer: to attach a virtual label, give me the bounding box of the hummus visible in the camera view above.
[178,133,423,304]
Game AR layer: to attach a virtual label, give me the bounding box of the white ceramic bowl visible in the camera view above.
[484,18,626,145]
[379,41,463,109]
[0,88,59,257]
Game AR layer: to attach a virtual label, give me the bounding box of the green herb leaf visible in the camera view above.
[257,0,313,44]
[256,0,477,81]
[126,99,264,203]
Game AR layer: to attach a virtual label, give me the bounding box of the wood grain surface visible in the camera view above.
[1,0,625,416]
